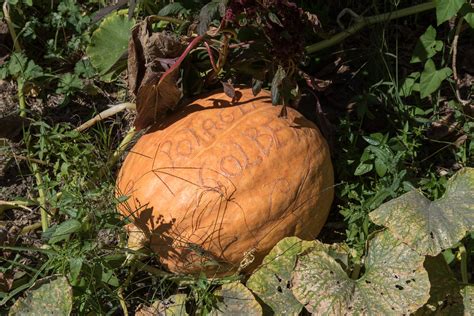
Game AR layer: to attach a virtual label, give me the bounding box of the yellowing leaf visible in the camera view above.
[9,276,72,316]
[291,230,430,315]
[370,168,474,256]
[246,237,314,315]
[211,282,262,315]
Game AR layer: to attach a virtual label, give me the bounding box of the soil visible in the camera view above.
[0,76,126,256]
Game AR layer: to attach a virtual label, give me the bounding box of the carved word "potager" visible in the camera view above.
[151,102,308,182]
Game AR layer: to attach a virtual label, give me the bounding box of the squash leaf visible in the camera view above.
[370,168,474,256]
[246,237,314,315]
[462,286,474,315]
[291,230,430,315]
[9,276,72,316]
[414,255,464,315]
[86,11,134,81]
[136,294,188,316]
[210,282,262,315]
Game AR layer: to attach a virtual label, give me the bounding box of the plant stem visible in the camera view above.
[451,18,470,106]
[108,127,136,169]
[75,103,136,132]
[3,2,27,117]
[459,243,468,284]
[2,2,22,52]
[17,80,26,117]
[31,163,49,232]
[0,200,34,214]
[149,15,186,25]
[20,222,42,234]
[305,1,436,54]
[117,266,135,316]
[351,261,361,280]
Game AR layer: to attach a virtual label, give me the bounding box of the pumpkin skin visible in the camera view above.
[116,87,334,275]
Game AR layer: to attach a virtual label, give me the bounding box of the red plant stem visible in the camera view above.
[204,41,218,73]
[158,35,204,85]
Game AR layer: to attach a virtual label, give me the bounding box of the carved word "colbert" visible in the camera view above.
[153,103,307,180]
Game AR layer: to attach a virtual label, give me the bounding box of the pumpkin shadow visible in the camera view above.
[117,169,243,276]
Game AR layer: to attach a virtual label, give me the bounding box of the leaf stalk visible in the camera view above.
[305,2,436,54]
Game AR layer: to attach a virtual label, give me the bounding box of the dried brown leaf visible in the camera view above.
[127,21,147,96]
[0,271,14,292]
[127,18,185,97]
[221,81,235,99]
[127,18,191,131]
[134,66,181,130]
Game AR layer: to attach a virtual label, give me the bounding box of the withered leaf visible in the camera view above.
[134,66,181,130]
[197,0,226,35]
[251,78,263,96]
[127,21,147,97]
[0,271,14,292]
[221,81,235,99]
[127,18,185,97]
[128,17,191,131]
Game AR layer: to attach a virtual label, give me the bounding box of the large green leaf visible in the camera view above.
[370,168,474,256]
[9,276,72,315]
[410,26,443,63]
[291,230,430,315]
[419,59,452,98]
[246,237,315,315]
[86,11,134,80]
[211,282,262,315]
[435,0,465,25]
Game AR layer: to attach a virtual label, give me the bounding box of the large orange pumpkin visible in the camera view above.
[116,87,334,275]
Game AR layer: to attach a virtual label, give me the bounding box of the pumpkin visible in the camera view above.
[116,87,334,275]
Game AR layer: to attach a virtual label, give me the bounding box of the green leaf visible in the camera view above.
[354,162,373,176]
[410,26,443,63]
[211,282,262,315]
[86,11,133,79]
[291,230,430,315]
[101,267,119,287]
[370,168,474,256]
[419,59,452,98]
[49,219,82,244]
[57,73,83,95]
[9,276,73,315]
[399,72,420,97]
[464,12,474,28]
[158,2,187,16]
[246,237,314,315]
[197,0,226,35]
[435,0,465,25]
[271,65,286,105]
[68,257,83,284]
[374,158,388,177]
